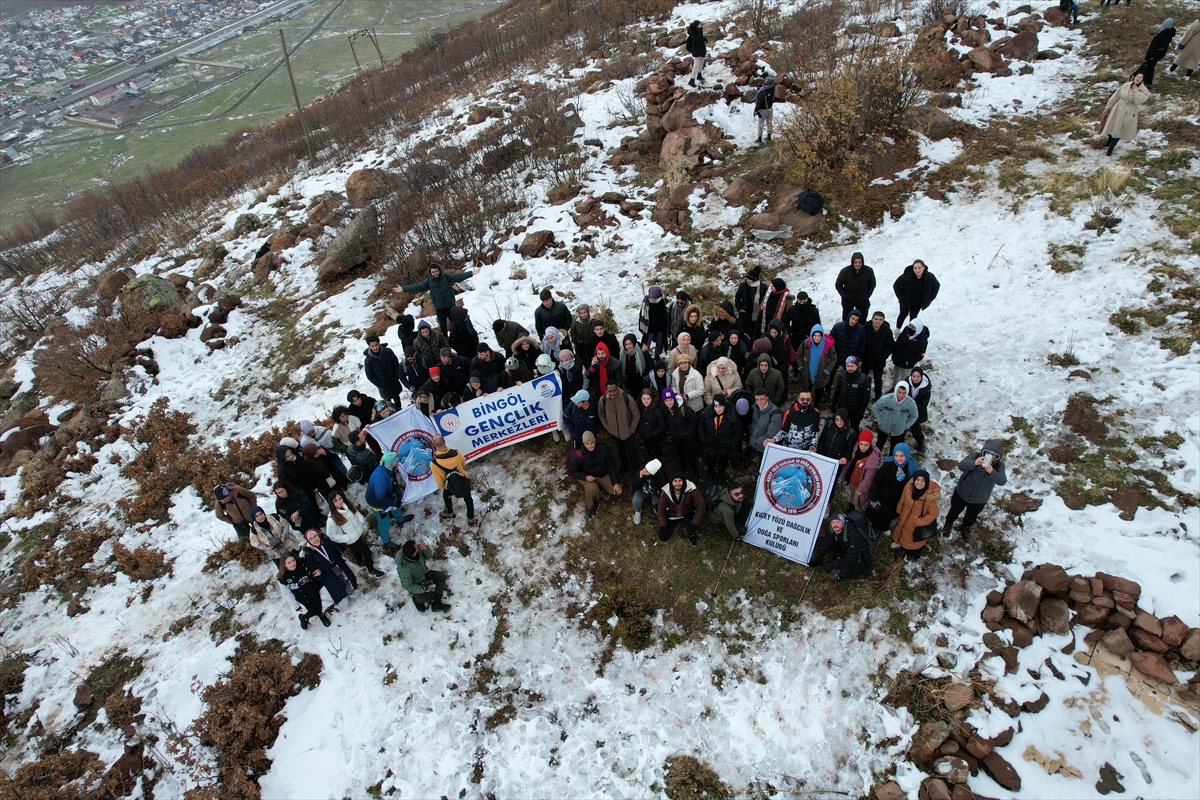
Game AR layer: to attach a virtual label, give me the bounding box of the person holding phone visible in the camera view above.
[394,540,450,613]
[941,439,1008,542]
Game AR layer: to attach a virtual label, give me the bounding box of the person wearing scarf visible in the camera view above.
[891,469,942,558]
[638,285,670,355]
[844,430,882,512]
[866,442,920,531]
[620,333,648,397]
[906,367,932,454]
[798,324,838,407]
[248,506,301,566]
[589,343,623,398]
[759,277,792,336]
[871,379,919,455]
[542,326,566,361]
[699,394,742,482]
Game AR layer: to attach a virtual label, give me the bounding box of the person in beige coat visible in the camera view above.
[665,332,699,373]
[703,357,743,406]
[1169,18,1199,77]
[1100,72,1150,156]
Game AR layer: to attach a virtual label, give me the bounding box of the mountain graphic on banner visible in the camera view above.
[399,439,432,476]
[771,466,813,509]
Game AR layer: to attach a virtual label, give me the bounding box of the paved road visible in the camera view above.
[23,0,313,118]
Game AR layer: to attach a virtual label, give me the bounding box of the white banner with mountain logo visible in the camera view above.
[744,443,841,565]
[365,406,440,504]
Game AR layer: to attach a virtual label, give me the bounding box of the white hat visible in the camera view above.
[645,459,663,475]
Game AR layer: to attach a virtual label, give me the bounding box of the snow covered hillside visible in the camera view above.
[0,0,1198,798]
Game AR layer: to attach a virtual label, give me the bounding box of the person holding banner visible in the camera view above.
[365,452,415,546]
[568,431,623,518]
[708,481,754,540]
[866,442,920,531]
[430,435,478,526]
[810,512,874,580]
[655,471,707,546]
[891,470,942,559]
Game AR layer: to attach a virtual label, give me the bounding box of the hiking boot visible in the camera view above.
[413,600,428,612]
[905,548,923,561]
[552,430,562,441]
[299,614,309,630]
[368,568,385,578]
[633,511,641,525]
[689,533,699,547]
[756,136,762,144]
[688,79,696,87]
[439,511,456,520]
[766,134,772,141]
[432,601,451,612]
[382,542,399,556]
[319,614,331,627]
[960,525,973,543]
[468,517,479,527]
[940,520,954,540]
[587,506,597,519]
[399,513,415,524]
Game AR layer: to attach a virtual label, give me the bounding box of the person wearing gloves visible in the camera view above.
[656,470,707,546]
[394,262,476,334]
[1099,72,1150,157]
[941,439,1007,541]
[866,442,920,531]
[394,539,450,613]
[871,381,919,456]
[892,259,940,330]
[214,483,257,539]
[278,553,331,629]
[708,480,754,540]
[844,430,882,511]
[890,470,942,559]
[248,506,301,566]
[325,488,386,577]
[810,512,874,580]
[1168,17,1199,78]
[631,458,668,525]
[365,451,415,547]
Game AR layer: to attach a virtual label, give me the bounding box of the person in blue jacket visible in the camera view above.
[364,452,414,548]
[394,262,476,334]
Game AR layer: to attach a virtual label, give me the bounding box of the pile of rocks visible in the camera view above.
[983,564,1200,693]
[571,193,637,230]
[913,4,1067,88]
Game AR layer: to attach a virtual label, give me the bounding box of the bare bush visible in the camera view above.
[773,0,851,78]
[0,286,70,357]
[607,83,647,127]
[918,0,979,25]
[119,397,197,524]
[31,303,161,405]
[739,0,783,39]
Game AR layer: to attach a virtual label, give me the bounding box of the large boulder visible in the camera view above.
[1043,5,1068,26]
[232,213,262,237]
[268,229,298,252]
[307,192,348,228]
[771,183,825,237]
[317,205,379,281]
[124,274,183,314]
[966,46,998,72]
[0,421,55,460]
[345,169,397,208]
[662,92,709,133]
[744,213,780,231]
[97,268,134,303]
[518,231,555,257]
[1003,29,1040,62]
[659,123,723,167]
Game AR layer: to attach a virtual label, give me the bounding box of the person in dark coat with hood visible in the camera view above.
[448,304,480,357]
[831,356,872,430]
[866,442,919,531]
[470,343,505,391]
[699,394,742,482]
[835,252,876,321]
[941,439,1007,541]
[785,292,821,354]
[396,262,476,334]
[735,267,769,335]
[346,389,378,429]
[400,347,432,392]
[436,347,472,395]
[302,528,357,608]
[492,319,529,356]
[829,309,866,369]
[413,320,447,362]
[363,336,404,408]
[395,314,417,352]
[766,319,794,394]
[278,554,330,629]
[276,441,324,512]
[814,408,856,477]
[685,20,707,87]
[905,366,932,454]
[534,288,572,339]
[862,312,895,400]
[810,512,873,580]
[891,318,929,388]
[274,481,323,534]
[1139,18,1176,88]
[892,259,941,329]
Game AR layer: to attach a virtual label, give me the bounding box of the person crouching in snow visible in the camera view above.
[810,512,874,580]
[568,431,623,518]
[278,553,330,629]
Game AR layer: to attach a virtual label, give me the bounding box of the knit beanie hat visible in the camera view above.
[428,366,441,376]
[645,459,663,475]
[648,285,663,300]
[712,394,727,408]
[559,349,574,362]
[857,430,875,445]
[661,388,676,402]
[582,431,596,444]
[505,357,520,371]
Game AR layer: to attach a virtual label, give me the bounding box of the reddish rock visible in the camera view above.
[1075,604,1110,627]
[911,721,952,763]
[1092,594,1115,609]
[1039,598,1071,634]
[1031,564,1070,593]
[1002,618,1034,648]
[74,684,94,708]
[1129,628,1169,653]
[1097,572,1141,599]
[981,751,1022,791]
[874,782,905,800]
[966,733,993,759]
[1069,589,1093,604]
[1089,577,1104,596]
[943,683,974,712]
[966,46,998,72]
[1133,610,1163,637]
[518,231,555,257]
[1069,576,1090,593]
[1112,590,1136,609]
[721,176,754,203]
[1102,627,1135,655]
[1129,651,1177,683]
[1160,616,1188,647]
[345,168,397,208]
[269,230,298,252]
[1106,612,1132,630]
[950,786,976,800]
[982,604,1005,624]
[1043,6,1068,26]
[999,646,1019,674]
[924,777,953,800]
[1003,579,1042,623]
[1021,691,1049,713]
[986,590,1004,605]
[199,323,226,343]
[745,212,780,231]
[1181,629,1200,661]
[993,727,1014,747]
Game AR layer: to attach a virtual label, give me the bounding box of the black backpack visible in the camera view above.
[796,190,824,216]
[703,483,726,509]
[847,511,877,547]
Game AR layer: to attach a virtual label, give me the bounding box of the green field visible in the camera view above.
[0,0,498,234]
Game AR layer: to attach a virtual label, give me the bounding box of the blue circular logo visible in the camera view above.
[763,457,822,515]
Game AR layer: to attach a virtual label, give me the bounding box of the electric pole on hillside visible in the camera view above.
[279,29,317,163]
[348,28,385,72]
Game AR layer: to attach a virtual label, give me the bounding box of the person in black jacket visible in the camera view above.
[279,554,330,629]
[785,292,821,355]
[631,457,668,525]
[276,443,324,513]
[400,347,432,392]
[568,431,623,518]
[346,428,379,484]
[363,336,404,408]
[829,311,866,385]
[436,347,472,394]
[662,388,700,474]
[862,312,894,400]
[754,77,776,143]
[346,389,377,429]
[447,305,480,357]
[892,259,941,329]
[534,289,572,339]
[810,512,873,580]
[273,481,324,534]
[470,343,505,391]
[685,20,707,87]
[1139,19,1176,88]
[699,394,742,482]
[831,357,872,430]
[834,252,876,321]
[906,367,931,454]
[735,267,768,336]
[891,318,929,388]
[637,388,668,462]
[815,408,856,477]
[492,318,529,356]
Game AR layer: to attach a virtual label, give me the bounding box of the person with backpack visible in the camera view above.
[278,553,331,629]
[430,435,478,525]
[892,259,940,330]
[395,539,450,613]
[365,452,415,547]
[325,489,387,577]
[810,512,874,580]
[941,439,1007,542]
[395,262,476,334]
[754,77,776,143]
[777,390,821,451]
[346,427,379,484]
[707,480,754,540]
[214,483,257,540]
[631,458,668,525]
[448,304,480,357]
[891,470,941,560]
[568,431,623,518]
[686,20,707,87]
[656,470,707,546]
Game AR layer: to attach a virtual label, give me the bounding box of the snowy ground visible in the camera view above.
[1,0,1199,797]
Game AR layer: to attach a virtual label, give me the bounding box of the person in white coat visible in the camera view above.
[324,488,385,577]
[1168,17,1199,77]
[1100,72,1150,156]
[670,355,706,413]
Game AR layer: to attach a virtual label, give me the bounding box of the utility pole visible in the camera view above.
[348,28,385,72]
[279,29,316,163]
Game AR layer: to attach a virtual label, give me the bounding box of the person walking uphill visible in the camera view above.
[214,483,257,539]
[1169,17,1199,78]
[686,20,707,87]
[656,471,707,546]
[363,336,405,409]
[835,252,876,322]
[942,439,1007,542]
[1138,19,1176,88]
[754,77,776,143]
[1100,72,1149,156]
[892,260,940,330]
[430,434,478,526]
[395,540,450,613]
[394,262,476,334]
